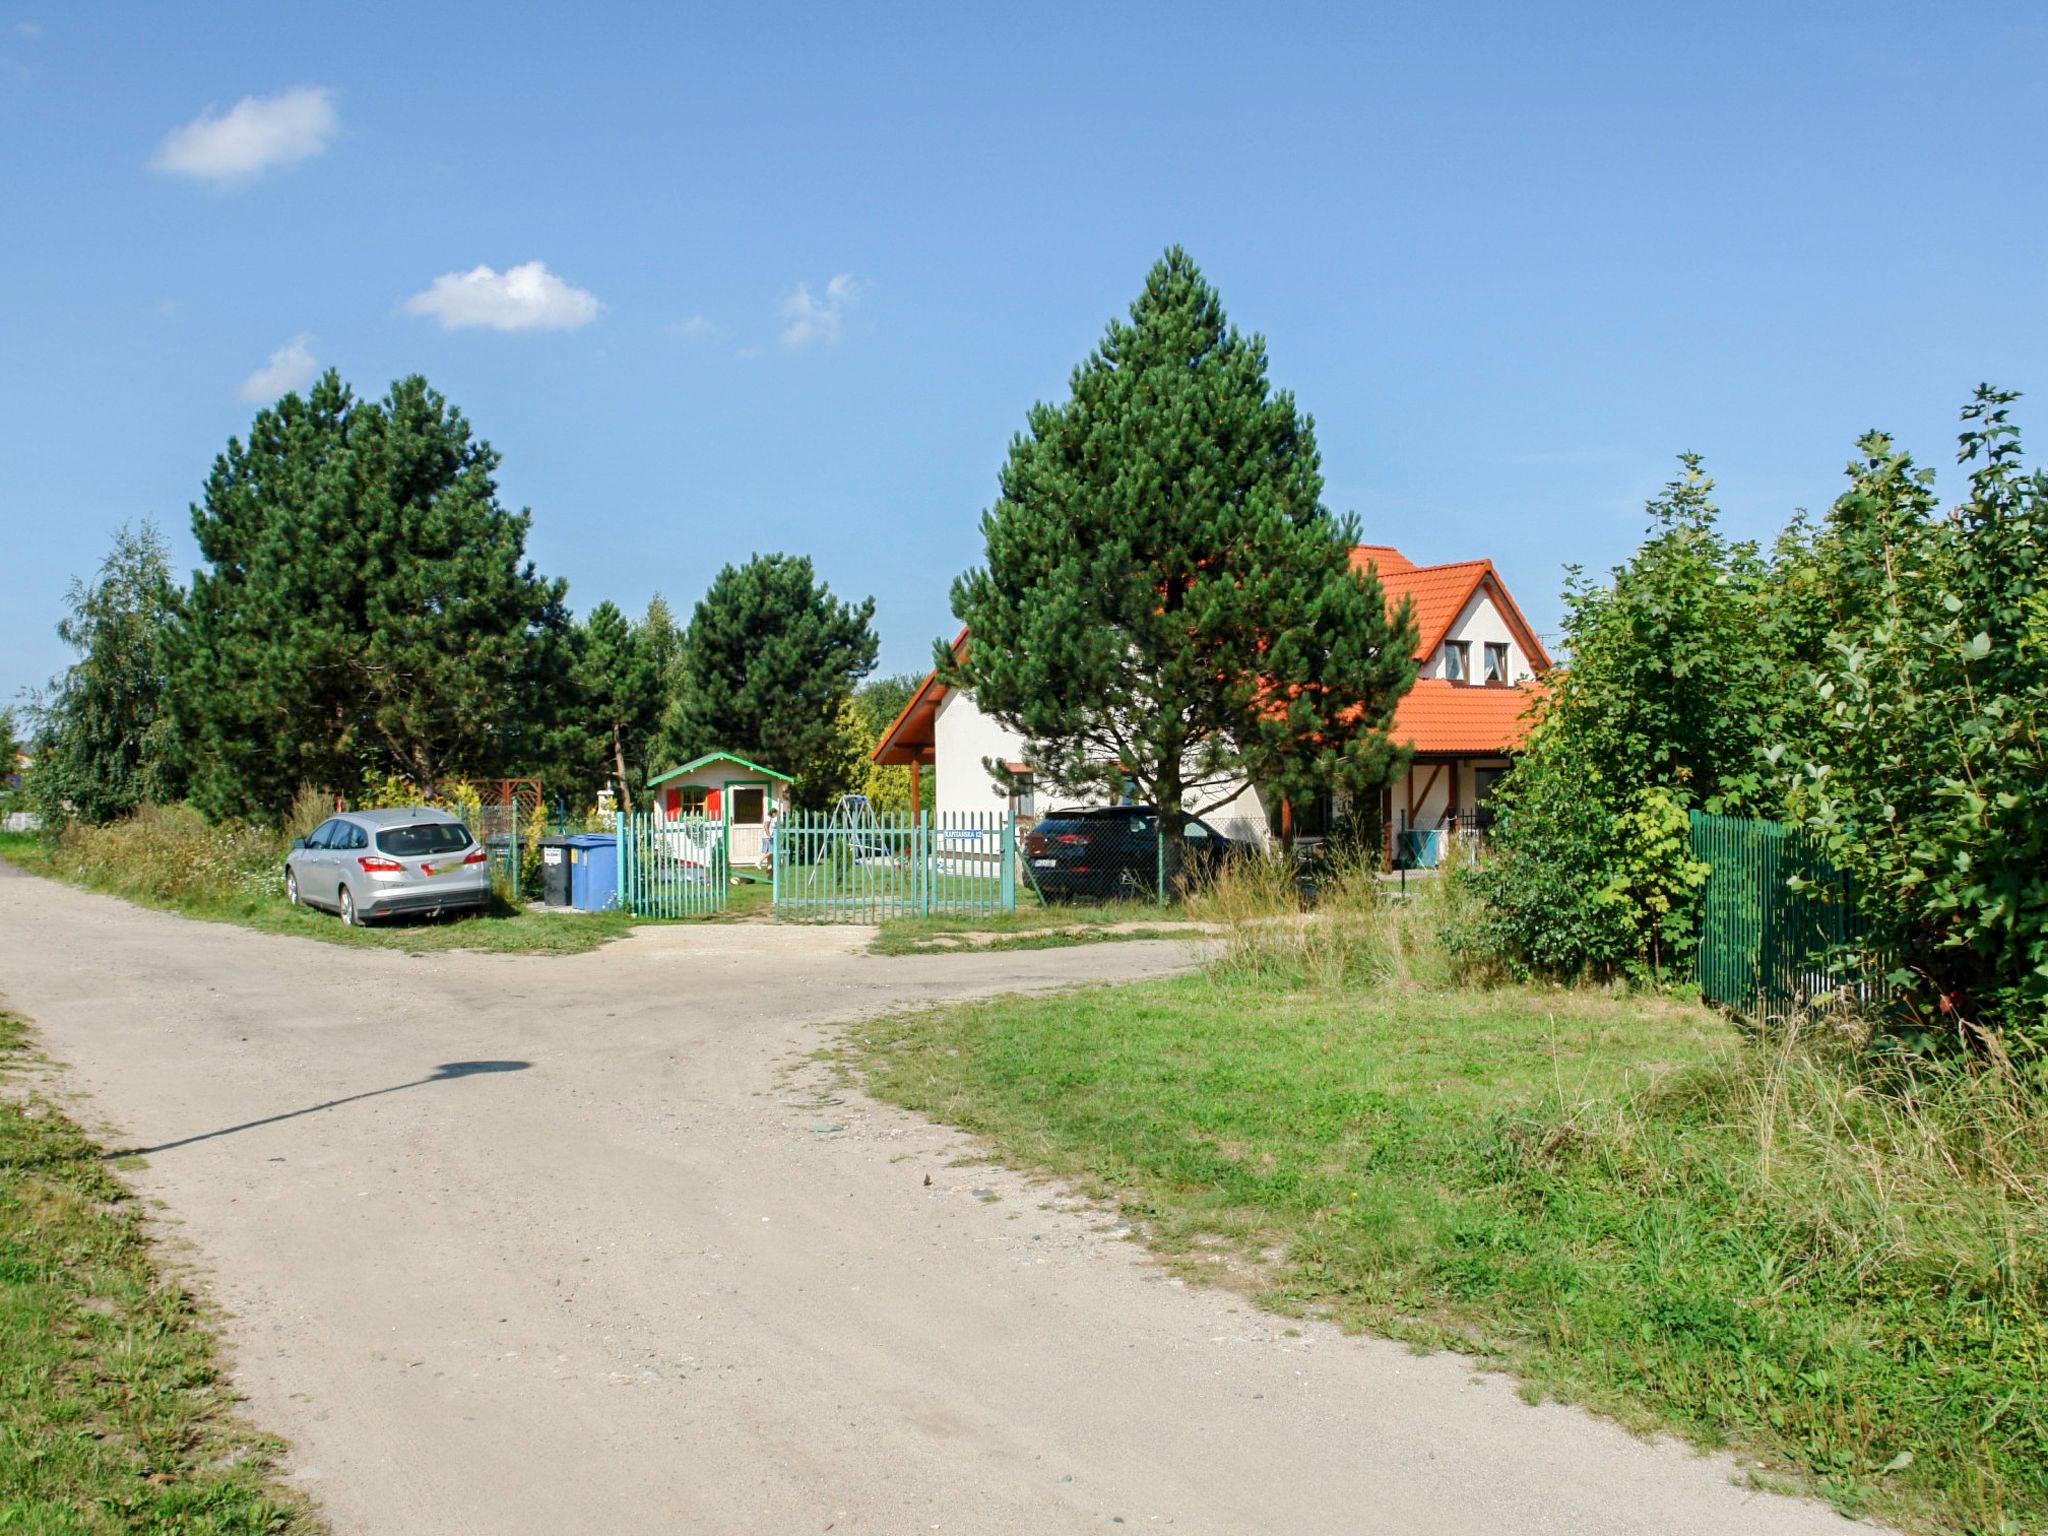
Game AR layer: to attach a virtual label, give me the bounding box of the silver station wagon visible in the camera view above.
[285,807,492,926]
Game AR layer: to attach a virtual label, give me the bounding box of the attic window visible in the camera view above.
[1443,641,1470,683]
[1484,642,1510,684]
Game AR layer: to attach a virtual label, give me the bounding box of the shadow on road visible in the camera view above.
[103,1060,532,1159]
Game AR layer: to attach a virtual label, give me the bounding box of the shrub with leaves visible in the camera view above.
[1786,391,2048,1060]
[1474,458,1762,980]
[1468,733,1636,980]
[1594,785,1710,981]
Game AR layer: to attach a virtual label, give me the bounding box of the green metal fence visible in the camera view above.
[615,811,728,918]
[773,811,1015,923]
[1691,811,1876,1013]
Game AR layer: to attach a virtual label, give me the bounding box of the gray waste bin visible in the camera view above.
[537,835,575,907]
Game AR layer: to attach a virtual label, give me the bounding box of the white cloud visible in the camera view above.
[403,261,602,332]
[238,334,318,402]
[666,314,715,342]
[779,272,858,348]
[153,85,338,183]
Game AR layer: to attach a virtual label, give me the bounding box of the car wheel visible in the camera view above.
[339,885,360,927]
[285,869,300,906]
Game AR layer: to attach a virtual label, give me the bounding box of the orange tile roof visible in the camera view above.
[1349,548,1552,666]
[1350,543,1415,578]
[1392,677,1545,755]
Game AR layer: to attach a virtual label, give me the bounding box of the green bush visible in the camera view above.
[1469,737,1636,980]
[1782,398,2048,1062]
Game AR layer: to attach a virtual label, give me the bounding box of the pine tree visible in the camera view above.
[170,372,569,819]
[571,600,661,810]
[657,554,878,808]
[27,522,184,825]
[946,247,1416,869]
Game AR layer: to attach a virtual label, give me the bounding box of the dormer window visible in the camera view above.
[1484,642,1510,684]
[1443,641,1470,683]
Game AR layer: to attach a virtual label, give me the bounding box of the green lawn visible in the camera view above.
[846,965,2048,1535]
[0,1011,321,1533]
[870,898,1204,955]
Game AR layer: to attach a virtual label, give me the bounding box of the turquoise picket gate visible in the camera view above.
[615,811,728,918]
[773,811,1015,923]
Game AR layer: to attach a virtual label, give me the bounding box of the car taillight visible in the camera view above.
[1024,833,1047,855]
[357,855,403,873]
[462,847,488,866]
[1056,833,1085,845]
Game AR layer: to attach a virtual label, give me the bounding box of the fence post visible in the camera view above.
[1000,812,1016,913]
[920,814,932,919]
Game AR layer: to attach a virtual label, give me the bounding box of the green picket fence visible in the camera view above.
[1691,811,1876,1013]
[615,811,728,918]
[773,811,1015,923]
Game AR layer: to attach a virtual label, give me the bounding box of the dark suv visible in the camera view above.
[1021,806,1247,903]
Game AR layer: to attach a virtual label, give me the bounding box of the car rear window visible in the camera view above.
[377,822,473,857]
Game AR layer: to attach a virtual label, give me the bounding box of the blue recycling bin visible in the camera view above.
[565,833,618,911]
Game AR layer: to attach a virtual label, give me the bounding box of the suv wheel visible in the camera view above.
[339,885,360,927]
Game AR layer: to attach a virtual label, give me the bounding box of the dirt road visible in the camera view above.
[0,866,1867,1534]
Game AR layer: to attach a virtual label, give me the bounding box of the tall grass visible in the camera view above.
[43,802,283,910]
[1489,1021,2048,1530]
[1186,842,1496,990]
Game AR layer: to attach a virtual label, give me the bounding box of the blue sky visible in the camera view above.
[4,2,2046,708]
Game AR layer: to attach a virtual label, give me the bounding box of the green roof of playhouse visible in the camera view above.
[647,752,795,787]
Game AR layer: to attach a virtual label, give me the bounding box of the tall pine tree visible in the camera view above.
[570,600,662,811]
[946,248,1416,864]
[171,372,569,819]
[656,554,878,808]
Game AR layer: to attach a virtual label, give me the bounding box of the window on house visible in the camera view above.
[1484,642,1510,684]
[1443,641,1470,683]
[675,786,709,819]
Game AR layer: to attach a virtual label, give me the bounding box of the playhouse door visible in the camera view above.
[726,783,768,867]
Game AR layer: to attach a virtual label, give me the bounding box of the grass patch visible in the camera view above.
[871,899,1200,955]
[1,814,648,956]
[0,1009,321,1532]
[845,881,2048,1535]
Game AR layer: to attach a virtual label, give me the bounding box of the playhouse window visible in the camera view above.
[672,786,710,818]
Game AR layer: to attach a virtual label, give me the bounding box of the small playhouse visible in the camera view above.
[645,752,794,873]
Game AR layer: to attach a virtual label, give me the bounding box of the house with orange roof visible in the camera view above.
[872,545,1551,858]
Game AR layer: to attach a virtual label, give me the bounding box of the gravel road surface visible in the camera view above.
[0,864,1871,1534]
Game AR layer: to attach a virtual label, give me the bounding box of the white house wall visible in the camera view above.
[934,689,1032,821]
[932,687,1273,838]
[1420,587,1536,684]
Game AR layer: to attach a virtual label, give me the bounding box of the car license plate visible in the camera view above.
[420,861,463,878]
[1032,858,1056,868]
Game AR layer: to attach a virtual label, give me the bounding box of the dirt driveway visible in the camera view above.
[0,866,1866,1535]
